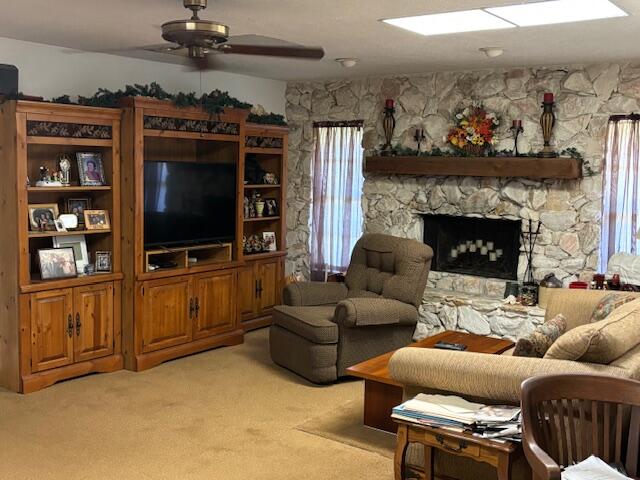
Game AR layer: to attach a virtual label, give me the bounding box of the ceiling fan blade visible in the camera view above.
[218,44,324,60]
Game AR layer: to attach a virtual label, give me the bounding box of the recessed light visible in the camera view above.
[382,9,515,36]
[335,58,358,68]
[486,0,627,27]
[479,47,504,58]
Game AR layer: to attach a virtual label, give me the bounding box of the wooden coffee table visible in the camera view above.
[346,331,514,433]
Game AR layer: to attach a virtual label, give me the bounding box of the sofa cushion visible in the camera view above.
[272,305,338,344]
[513,314,567,358]
[545,298,640,364]
[590,292,637,323]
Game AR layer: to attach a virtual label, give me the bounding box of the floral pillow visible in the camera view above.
[513,314,567,358]
[590,293,637,323]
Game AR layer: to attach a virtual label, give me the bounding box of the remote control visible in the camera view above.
[433,341,467,351]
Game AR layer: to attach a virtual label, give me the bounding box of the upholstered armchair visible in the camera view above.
[269,233,433,383]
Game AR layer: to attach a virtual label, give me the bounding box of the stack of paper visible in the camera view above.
[392,394,484,431]
[473,405,522,442]
[562,456,632,480]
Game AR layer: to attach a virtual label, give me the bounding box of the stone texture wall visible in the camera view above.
[285,64,640,289]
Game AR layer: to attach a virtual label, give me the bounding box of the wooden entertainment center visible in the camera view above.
[0,97,288,391]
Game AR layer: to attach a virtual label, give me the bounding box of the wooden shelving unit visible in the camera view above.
[0,100,123,393]
[365,155,583,179]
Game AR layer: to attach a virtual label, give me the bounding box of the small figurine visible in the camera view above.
[243,197,250,219]
[263,172,278,185]
[36,165,62,187]
[39,166,50,183]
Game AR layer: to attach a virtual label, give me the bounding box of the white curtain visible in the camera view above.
[601,119,640,271]
[310,124,364,280]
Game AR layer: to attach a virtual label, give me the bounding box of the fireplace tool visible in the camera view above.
[520,219,541,306]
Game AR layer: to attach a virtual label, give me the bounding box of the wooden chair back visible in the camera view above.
[521,374,640,480]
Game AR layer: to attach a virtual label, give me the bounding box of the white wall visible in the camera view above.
[0,37,286,114]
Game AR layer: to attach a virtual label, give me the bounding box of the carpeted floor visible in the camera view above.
[0,329,393,480]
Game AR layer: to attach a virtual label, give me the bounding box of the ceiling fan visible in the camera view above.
[145,0,325,69]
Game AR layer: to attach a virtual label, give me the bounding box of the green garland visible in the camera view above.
[33,82,285,126]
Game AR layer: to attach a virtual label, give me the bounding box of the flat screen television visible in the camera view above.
[144,160,236,248]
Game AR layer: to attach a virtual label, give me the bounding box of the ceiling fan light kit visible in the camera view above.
[336,58,358,68]
[479,47,504,58]
[149,0,324,69]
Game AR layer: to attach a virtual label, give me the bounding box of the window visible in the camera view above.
[310,122,364,280]
[600,116,640,270]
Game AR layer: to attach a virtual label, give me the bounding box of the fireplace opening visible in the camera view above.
[422,214,522,280]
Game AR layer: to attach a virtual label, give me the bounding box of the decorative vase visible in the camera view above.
[255,200,265,218]
[539,93,557,158]
[381,99,396,156]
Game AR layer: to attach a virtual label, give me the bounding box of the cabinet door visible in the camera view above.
[257,259,281,313]
[30,289,74,372]
[74,283,114,362]
[193,270,237,339]
[237,264,258,321]
[141,277,192,353]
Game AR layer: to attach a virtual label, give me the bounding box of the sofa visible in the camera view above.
[388,289,640,480]
[269,233,433,383]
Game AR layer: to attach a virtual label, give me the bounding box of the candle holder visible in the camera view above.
[509,122,524,156]
[381,100,396,157]
[539,95,558,158]
[413,129,426,154]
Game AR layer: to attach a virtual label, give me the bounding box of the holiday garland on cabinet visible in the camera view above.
[3,82,286,126]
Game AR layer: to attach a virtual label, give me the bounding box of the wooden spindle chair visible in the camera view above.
[521,374,640,480]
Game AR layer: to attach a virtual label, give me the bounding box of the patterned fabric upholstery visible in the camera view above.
[590,292,637,323]
[333,297,419,327]
[345,234,433,307]
[270,233,433,383]
[513,314,567,358]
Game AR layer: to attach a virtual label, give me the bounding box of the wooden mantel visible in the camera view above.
[365,155,583,180]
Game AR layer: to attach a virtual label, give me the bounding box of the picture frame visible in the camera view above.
[66,197,92,227]
[54,219,67,232]
[76,152,105,186]
[264,198,278,217]
[95,251,112,273]
[53,234,88,272]
[28,203,59,231]
[84,210,111,230]
[38,247,77,280]
[262,232,277,252]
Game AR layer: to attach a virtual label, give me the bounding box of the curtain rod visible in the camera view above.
[609,113,640,122]
[313,120,364,128]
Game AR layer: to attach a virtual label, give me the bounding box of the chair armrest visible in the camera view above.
[333,298,418,327]
[283,281,348,306]
[522,413,562,479]
[388,348,631,404]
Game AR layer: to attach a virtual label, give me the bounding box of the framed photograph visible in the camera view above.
[76,152,105,186]
[28,203,59,231]
[84,210,111,230]
[38,247,77,280]
[265,198,278,217]
[262,232,277,252]
[53,235,88,272]
[66,198,92,227]
[95,251,112,273]
[54,219,67,232]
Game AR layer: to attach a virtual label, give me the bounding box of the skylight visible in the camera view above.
[382,9,515,36]
[382,0,627,36]
[486,0,627,27]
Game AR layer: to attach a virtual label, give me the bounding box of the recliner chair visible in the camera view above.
[269,233,433,383]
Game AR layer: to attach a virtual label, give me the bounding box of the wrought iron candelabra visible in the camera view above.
[520,219,542,306]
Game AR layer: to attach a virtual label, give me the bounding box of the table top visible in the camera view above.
[346,330,514,386]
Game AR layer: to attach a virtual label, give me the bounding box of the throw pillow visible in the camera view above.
[513,314,567,358]
[590,293,637,323]
[545,297,640,363]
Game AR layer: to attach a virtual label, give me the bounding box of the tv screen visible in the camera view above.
[144,160,236,248]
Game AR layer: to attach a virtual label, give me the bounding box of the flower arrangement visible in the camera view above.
[447,105,499,156]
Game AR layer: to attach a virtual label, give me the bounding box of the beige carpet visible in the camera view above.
[297,400,396,459]
[0,329,393,480]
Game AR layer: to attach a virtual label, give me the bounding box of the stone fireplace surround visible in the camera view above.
[284,63,640,340]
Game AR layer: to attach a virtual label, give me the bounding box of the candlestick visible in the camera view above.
[381,99,396,156]
[413,128,426,154]
[510,120,524,156]
[539,93,557,158]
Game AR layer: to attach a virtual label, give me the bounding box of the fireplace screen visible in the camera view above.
[422,215,521,280]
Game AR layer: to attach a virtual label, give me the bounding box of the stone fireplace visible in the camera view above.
[423,214,521,281]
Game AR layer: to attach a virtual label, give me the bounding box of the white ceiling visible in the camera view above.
[1,0,639,81]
